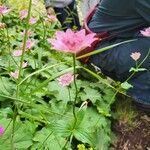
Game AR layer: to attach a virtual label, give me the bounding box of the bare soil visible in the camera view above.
[113,112,150,150]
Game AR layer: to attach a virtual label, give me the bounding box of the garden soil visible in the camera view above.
[113,112,150,150]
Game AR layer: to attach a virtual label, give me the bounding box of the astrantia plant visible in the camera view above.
[0,1,127,149]
[48,29,97,127]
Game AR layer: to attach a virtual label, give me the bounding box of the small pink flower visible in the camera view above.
[26,39,35,49]
[22,62,28,68]
[46,15,57,22]
[19,9,28,20]
[0,5,11,15]
[48,29,97,54]
[0,22,6,29]
[130,52,141,61]
[0,126,4,136]
[12,50,23,57]
[57,73,74,87]
[29,17,37,25]
[21,30,33,37]
[10,70,19,79]
[140,27,150,37]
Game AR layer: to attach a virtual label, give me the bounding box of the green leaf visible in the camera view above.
[129,67,147,72]
[48,81,75,103]
[80,87,102,103]
[121,81,133,90]
[50,107,110,149]
[0,117,36,149]
[0,77,15,101]
[32,127,70,150]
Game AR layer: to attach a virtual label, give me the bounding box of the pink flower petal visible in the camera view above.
[48,29,97,54]
[57,73,74,87]
[26,39,35,49]
[0,5,11,15]
[12,50,23,57]
[21,30,33,37]
[19,9,28,20]
[46,15,57,22]
[22,62,28,68]
[140,27,150,37]
[10,70,19,79]
[130,52,141,61]
[0,126,4,136]
[0,22,6,29]
[29,17,37,25]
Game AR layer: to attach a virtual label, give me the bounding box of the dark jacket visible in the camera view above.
[88,0,150,36]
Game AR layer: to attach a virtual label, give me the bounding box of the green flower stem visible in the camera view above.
[62,55,79,150]
[2,15,18,71]
[76,40,136,59]
[72,54,78,126]
[17,0,32,83]
[11,0,32,149]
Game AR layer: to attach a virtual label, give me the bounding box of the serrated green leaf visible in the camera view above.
[32,127,70,150]
[80,87,102,103]
[0,77,15,101]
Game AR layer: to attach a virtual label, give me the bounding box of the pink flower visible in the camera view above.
[26,39,35,49]
[22,62,28,68]
[48,29,97,54]
[57,73,74,87]
[12,50,23,57]
[0,22,6,29]
[19,9,28,20]
[130,52,141,61]
[21,30,33,37]
[0,126,4,136]
[10,70,19,79]
[29,17,37,25]
[140,27,150,37]
[46,15,57,22]
[0,5,11,15]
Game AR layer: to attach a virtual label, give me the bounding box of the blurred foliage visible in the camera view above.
[0,0,46,17]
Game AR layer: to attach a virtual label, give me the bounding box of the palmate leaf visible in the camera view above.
[50,107,110,149]
[79,87,102,103]
[0,77,15,101]
[48,81,75,103]
[32,127,71,150]
[0,117,36,149]
[73,108,111,149]
[93,128,111,150]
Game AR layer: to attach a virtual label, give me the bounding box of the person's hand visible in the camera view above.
[46,6,55,15]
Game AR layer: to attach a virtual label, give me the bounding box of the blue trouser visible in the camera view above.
[54,0,80,30]
[89,32,150,105]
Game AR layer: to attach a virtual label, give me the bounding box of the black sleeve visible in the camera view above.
[135,0,150,24]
